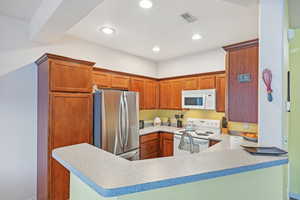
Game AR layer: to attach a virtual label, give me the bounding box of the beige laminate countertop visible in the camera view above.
[52,128,288,197]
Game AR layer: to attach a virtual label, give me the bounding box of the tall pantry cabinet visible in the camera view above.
[36,54,94,200]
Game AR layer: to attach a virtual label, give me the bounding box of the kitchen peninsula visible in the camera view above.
[52,136,288,200]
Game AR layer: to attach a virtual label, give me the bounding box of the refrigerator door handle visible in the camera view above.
[124,93,129,146]
[118,95,124,150]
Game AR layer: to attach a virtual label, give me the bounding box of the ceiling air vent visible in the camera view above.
[180,12,198,23]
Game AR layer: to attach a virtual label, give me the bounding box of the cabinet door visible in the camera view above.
[216,74,226,112]
[50,93,92,200]
[170,80,182,109]
[140,133,160,160]
[182,78,198,90]
[50,60,92,93]
[111,75,130,90]
[198,75,216,89]
[227,46,258,123]
[144,80,159,109]
[160,133,174,157]
[130,78,145,109]
[159,81,171,109]
[92,71,112,88]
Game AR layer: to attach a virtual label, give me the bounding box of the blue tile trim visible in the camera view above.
[52,152,288,197]
[290,192,300,200]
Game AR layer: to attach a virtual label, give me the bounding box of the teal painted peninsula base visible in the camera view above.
[70,165,288,200]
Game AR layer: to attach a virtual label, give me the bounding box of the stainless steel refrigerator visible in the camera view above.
[93,90,139,160]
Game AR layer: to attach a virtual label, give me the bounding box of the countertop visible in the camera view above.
[52,132,288,197]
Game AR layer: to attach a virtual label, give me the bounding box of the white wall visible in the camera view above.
[157,49,225,78]
[0,64,37,200]
[0,15,157,78]
[259,0,287,148]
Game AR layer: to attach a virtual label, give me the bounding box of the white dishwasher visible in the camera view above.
[173,134,209,156]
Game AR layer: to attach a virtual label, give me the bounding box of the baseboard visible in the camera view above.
[290,192,300,200]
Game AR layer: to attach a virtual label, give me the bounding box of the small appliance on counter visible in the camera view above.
[153,117,161,126]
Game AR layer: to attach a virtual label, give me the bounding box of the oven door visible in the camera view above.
[182,94,206,109]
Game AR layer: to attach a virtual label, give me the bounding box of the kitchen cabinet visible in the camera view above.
[50,59,92,93]
[140,133,160,160]
[216,74,226,112]
[130,77,145,109]
[36,54,94,200]
[209,139,220,147]
[159,81,172,109]
[50,93,92,200]
[170,80,182,109]
[140,132,174,160]
[182,77,198,90]
[144,80,159,109]
[93,71,112,88]
[111,74,130,90]
[223,39,258,123]
[198,75,216,89]
[160,133,174,157]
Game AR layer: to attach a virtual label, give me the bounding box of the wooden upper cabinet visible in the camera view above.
[160,133,174,157]
[223,39,258,123]
[159,81,172,109]
[182,77,198,90]
[111,75,130,90]
[49,60,93,93]
[198,75,216,89]
[216,74,226,112]
[92,71,112,88]
[170,80,183,109]
[50,92,92,200]
[144,80,159,109]
[130,77,145,109]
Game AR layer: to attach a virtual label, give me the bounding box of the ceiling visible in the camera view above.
[0,0,42,21]
[68,0,259,61]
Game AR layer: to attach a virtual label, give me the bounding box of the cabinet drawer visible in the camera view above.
[50,60,92,92]
[140,133,160,144]
[140,139,160,156]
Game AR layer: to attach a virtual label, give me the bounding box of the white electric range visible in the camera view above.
[173,118,221,156]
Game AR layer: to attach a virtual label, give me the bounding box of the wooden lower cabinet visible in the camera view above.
[139,132,174,160]
[160,133,174,157]
[209,139,220,147]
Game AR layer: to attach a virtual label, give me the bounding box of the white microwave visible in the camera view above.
[182,89,216,110]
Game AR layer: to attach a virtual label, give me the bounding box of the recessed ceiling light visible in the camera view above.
[99,26,116,35]
[139,0,153,9]
[152,46,160,53]
[192,33,203,40]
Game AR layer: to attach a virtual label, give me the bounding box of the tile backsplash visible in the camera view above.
[140,109,258,133]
